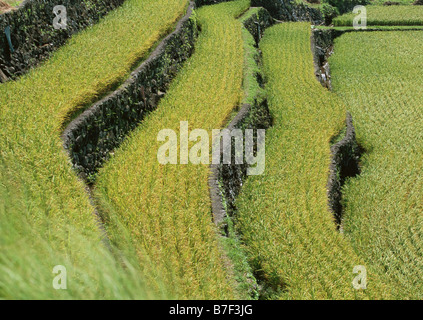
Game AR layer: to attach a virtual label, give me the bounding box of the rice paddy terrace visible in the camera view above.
[1,0,422,300]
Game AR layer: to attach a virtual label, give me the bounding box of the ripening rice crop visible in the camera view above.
[333,5,423,26]
[0,0,190,299]
[234,23,391,299]
[330,31,423,299]
[94,0,251,299]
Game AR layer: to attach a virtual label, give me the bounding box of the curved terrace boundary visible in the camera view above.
[62,1,197,181]
[0,0,126,81]
[210,7,274,227]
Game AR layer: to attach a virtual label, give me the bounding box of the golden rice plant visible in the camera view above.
[0,0,190,299]
[94,0,251,299]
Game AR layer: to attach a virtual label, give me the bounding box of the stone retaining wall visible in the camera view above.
[0,0,125,81]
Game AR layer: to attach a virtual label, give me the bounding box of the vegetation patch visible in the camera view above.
[330,30,423,299]
[62,2,197,182]
[209,7,274,299]
[0,0,21,13]
[0,0,128,80]
[316,24,423,29]
[0,0,190,299]
[2,0,423,301]
[0,1,15,13]
[94,0,251,299]
[251,0,324,24]
[323,0,369,14]
[334,5,423,26]
[235,22,390,299]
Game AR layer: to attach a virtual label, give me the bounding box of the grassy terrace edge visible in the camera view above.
[330,30,423,299]
[209,6,274,299]
[333,5,423,26]
[316,25,423,30]
[0,0,126,80]
[0,0,190,299]
[234,22,391,299]
[62,2,197,182]
[94,0,252,299]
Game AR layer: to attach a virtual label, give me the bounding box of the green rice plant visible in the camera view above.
[2,0,190,124]
[371,0,415,4]
[0,160,168,299]
[0,0,190,299]
[235,22,390,299]
[213,7,272,300]
[330,31,423,299]
[316,25,423,29]
[333,5,423,26]
[94,0,251,299]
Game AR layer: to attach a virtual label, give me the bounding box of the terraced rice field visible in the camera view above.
[372,0,414,4]
[234,22,391,299]
[95,0,251,299]
[330,31,423,299]
[2,0,423,302]
[0,0,189,299]
[333,5,423,26]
